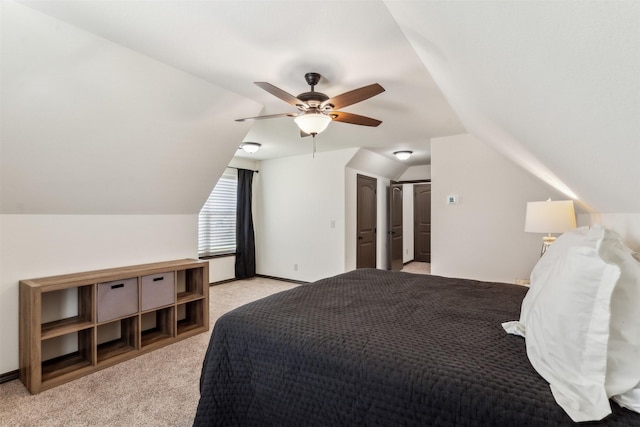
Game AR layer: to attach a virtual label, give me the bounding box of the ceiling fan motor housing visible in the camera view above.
[297,91,330,109]
[298,72,331,109]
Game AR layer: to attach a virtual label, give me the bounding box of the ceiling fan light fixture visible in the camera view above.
[294,112,331,135]
[240,142,261,154]
[394,150,413,160]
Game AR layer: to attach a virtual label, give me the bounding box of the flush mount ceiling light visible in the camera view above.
[293,111,332,135]
[394,151,413,160]
[240,142,261,154]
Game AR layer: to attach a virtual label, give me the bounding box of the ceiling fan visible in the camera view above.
[236,72,385,137]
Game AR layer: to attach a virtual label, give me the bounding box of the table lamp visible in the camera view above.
[525,199,576,256]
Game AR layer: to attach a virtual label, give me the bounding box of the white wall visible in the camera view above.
[346,149,408,182]
[0,214,197,374]
[1,2,258,216]
[578,213,640,252]
[257,149,357,282]
[402,184,415,263]
[207,256,236,283]
[431,134,568,283]
[399,165,431,181]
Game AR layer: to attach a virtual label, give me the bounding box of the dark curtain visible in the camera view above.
[235,169,256,279]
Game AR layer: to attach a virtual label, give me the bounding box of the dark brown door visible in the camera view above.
[357,174,377,269]
[414,183,431,263]
[388,183,403,271]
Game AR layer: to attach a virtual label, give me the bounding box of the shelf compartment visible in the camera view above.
[176,267,206,303]
[41,286,93,338]
[96,316,138,364]
[41,317,94,340]
[41,329,93,382]
[141,307,174,348]
[177,300,205,336]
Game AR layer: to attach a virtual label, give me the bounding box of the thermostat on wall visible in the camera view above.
[447,195,458,204]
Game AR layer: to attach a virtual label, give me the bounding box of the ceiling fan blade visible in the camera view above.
[255,82,305,108]
[235,112,297,122]
[322,83,385,110]
[330,111,382,127]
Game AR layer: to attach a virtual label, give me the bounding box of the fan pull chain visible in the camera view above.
[312,133,316,158]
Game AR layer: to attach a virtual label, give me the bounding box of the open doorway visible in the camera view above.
[386,181,431,273]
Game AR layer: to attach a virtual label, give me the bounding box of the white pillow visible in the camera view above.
[524,225,620,421]
[529,226,590,289]
[602,232,640,410]
[501,227,589,337]
[511,224,640,422]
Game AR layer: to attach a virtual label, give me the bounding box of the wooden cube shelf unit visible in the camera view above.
[19,259,209,394]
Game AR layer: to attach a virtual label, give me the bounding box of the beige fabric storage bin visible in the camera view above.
[97,278,138,323]
[141,272,175,311]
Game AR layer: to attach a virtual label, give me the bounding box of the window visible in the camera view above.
[198,172,237,257]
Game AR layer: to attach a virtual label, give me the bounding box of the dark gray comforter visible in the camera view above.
[194,269,638,426]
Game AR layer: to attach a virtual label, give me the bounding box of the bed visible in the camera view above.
[194,267,639,426]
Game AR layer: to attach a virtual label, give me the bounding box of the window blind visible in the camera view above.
[198,173,237,257]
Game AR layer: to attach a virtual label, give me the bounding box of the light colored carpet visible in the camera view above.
[0,277,298,427]
[402,261,430,274]
[0,266,430,426]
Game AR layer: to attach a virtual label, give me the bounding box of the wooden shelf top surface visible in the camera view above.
[20,259,207,289]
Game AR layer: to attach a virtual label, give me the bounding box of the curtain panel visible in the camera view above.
[235,169,256,279]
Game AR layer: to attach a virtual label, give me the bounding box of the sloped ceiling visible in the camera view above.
[1,1,261,214]
[2,1,639,215]
[385,1,640,213]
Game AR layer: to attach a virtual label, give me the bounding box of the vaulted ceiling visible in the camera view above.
[2,0,639,214]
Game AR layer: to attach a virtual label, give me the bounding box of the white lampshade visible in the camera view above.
[294,112,331,135]
[240,142,261,154]
[525,199,576,234]
[394,151,413,160]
